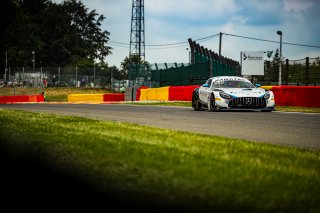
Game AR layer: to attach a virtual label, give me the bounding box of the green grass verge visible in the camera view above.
[0,87,111,102]
[275,106,320,113]
[0,109,319,212]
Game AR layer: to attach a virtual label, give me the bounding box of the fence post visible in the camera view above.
[94,66,96,87]
[13,78,16,96]
[285,59,289,85]
[305,57,309,86]
[58,67,61,82]
[209,59,213,78]
[76,66,78,87]
[40,66,43,88]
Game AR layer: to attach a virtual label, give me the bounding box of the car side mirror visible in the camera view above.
[202,83,209,88]
[255,84,261,87]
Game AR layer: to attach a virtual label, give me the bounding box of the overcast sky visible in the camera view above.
[78,0,320,68]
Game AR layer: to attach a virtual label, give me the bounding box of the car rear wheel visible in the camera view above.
[209,93,216,111]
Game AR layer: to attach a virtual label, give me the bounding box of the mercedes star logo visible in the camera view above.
[245,98,252,105]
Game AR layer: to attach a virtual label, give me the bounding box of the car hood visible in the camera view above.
[216,88,266,98]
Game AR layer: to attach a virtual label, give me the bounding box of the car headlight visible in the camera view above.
[219,91,231,99]
[264,92,270,99]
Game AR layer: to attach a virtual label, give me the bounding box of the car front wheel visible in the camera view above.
[192,90,202,111]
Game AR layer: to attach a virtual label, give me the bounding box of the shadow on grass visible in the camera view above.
[0,140,166,212]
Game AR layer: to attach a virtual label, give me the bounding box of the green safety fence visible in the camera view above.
[151,60,238,87]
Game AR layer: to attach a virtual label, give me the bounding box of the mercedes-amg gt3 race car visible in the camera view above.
[192,76,275,111]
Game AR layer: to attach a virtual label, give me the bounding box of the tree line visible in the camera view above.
[0,0,151,80]
[258,49,320,85]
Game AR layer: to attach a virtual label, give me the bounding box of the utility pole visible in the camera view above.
[219,32,223,56]
[277,31,282,86]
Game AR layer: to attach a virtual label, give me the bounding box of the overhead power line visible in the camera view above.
[145,33,220,47]
[223,33,320,49]
[146,41,187,47]
[109,32,320,49]
[109,41,129,46]
[109,33,219,48]
[146,43,189,49]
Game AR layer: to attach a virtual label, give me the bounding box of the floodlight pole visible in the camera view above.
[277,31,282,86]
[32,51,35,73]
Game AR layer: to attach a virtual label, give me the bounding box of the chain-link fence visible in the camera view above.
[2,57,319,89]
[1,66,115,89]
[0,66,160,91]
[257,57,320,86]
[128,61,238,87]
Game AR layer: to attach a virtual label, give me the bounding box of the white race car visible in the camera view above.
[192,76,275,111]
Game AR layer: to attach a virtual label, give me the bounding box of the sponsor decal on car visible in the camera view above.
[214,78,246,84]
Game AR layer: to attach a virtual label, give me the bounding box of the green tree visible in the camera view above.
[0,0,49,68]
[264,50,274,83]
[0,0,112,71]
[121,55,151,80]
[262,49,280,83]
[109,65,124,80]
[41,0,112,66]
[0,0,18,69]
[120,55,150,71]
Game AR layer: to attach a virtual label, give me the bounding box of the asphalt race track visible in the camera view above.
[1,103,320,150]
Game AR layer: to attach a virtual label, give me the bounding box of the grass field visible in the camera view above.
[0,87,111,101]
[275,106,320,113]
[0,109,319,212]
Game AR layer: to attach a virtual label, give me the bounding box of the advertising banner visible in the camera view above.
[241,51,264,75]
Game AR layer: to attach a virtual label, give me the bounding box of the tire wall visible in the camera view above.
[261,86,320,107]
[139,87,170,101]
[135,86,149,101]
[67,94,124,102]
[139,85,320,107]
[168,85,200,101]
[0,95,44,103]
[103,94,125,102]
[139,85,199,101]
[68,94,104,102]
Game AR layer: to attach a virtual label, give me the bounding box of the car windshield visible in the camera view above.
[213,80,254,88]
